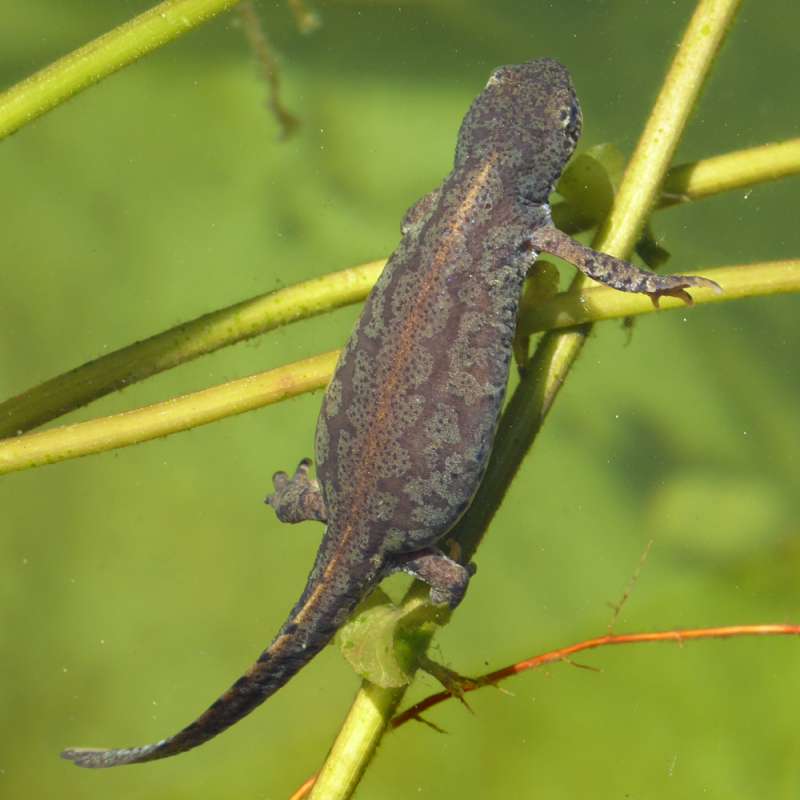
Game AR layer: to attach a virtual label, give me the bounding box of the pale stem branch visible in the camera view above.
[2,260,796,478]
[5,132,792,438]
[523,0,742,470]
[551,138,800,233]
[391,623,800,729]
[0,262,382,438]
[309,588,434,800]
[594,0,742,258]
[293,622,800,798]
[662,137,800,204]
[0,352,338,476]
[308,684,407,800]
[305,1,743,797]
[1,261,795,478]
[519,260,798,334]
[0,0,242,141]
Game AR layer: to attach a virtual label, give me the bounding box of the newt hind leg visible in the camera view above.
[265,458,328,524]
[387,547,475,609]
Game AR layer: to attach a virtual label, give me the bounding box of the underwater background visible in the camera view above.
[1,1,798,797]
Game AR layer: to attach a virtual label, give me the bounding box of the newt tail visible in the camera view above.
[61,541,376,768]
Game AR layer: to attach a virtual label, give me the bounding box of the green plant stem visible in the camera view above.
[0,0,241,141]
[305,280,613,799]
[1,260,794,478]
[520,260,797,333]
[0,351,337,476]
[309,587,433,800]
[308,684,406,800]
[0,262,381,438]
[305,1,742,796]
[528,0,741,443]
[5,133,793,438]
[552,138,800,233]
[595,2,740,258]
[662,137,800,204]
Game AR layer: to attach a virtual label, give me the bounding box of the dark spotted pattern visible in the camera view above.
[61,59,719,769]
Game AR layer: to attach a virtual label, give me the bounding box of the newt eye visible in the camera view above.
[558,104,575,128]
[559,102,581,143]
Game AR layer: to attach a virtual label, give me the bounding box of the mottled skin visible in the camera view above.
[62,59,719,768]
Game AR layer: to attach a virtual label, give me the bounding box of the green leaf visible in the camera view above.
[556,143,626,228]
[337,588,442,688]
[635,225,672,270]
[557,144,672,271]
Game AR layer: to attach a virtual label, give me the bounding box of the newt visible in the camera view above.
[62,58,719,768]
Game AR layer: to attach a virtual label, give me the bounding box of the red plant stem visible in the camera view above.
[288,775,317,800]
[289,622,799,798]
[390,623,800,728]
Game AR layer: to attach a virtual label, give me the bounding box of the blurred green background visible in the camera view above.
[1,1,798,797]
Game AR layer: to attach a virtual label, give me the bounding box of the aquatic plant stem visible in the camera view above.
[0,0,242,141]
[551,137,800,233]
[520,0,742,432]
[308,587,435,800]
[0,259,795,477]
[4,131,793,438]
[661,137,800,204]
[0,262,382,438]
[303,1,742,797]
[392,623,800,729]
[593,0,741,258]
[308,684,405,800]
[293,621,800,796]
[518,259,797,333]
[0,352,338,476]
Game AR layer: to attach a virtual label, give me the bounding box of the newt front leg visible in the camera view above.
[529,225,722,305]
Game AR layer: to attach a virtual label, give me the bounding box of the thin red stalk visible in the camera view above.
[390,623,800,727]
[290,622,798,798]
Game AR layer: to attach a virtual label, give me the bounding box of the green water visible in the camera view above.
[1,1,798,798]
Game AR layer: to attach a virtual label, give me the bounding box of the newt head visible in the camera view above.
[454,58,583,204]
